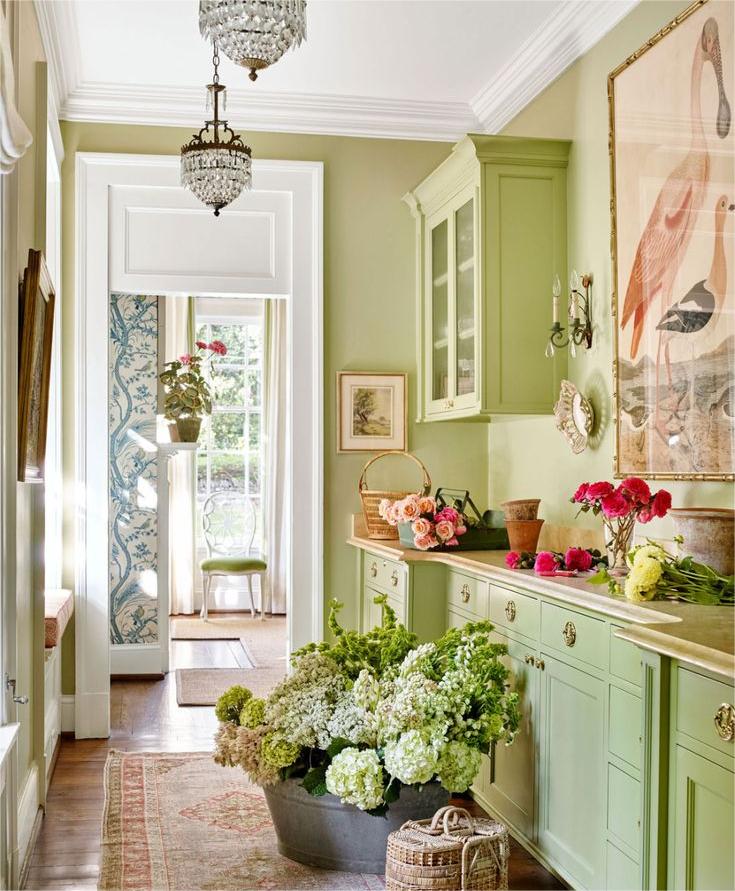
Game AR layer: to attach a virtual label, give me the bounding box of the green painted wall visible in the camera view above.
[495,0,735,536]
[60,124,490,690]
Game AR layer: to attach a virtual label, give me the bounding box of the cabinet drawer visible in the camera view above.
[363,553,406,597]
[447,571,487,620]
[609,685,642,770]
[610,629,642,687]
[676,668,735,758]
[607,763,640,853]
[540,601,606,668]
[365,584,405,625]
[489,584,539,640]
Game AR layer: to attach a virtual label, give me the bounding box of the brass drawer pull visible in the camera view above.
[460,583,471,603]
[536,659,545,671]
[524,654,535,666]
[714,703,735,742]
[505,600,516,622]
[391,570,399,587]
[369,562,377,579]
[562,621,577,647]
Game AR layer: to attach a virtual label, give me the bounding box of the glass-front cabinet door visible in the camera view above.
[425,186,478,417]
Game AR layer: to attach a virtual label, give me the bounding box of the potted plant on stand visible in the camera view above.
[159,339,227,442]
[213,599,520,874]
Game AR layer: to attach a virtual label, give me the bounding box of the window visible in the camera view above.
[195,317,264,552]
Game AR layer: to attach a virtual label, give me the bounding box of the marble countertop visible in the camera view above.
[347,529,735,681]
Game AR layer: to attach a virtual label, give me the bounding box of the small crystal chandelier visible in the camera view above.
[199,0,307,82]
[180,43,252,216]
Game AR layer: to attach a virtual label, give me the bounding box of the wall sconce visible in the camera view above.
[545,270,593,358]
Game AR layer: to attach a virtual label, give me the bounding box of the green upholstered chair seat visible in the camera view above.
[200,555,267,573]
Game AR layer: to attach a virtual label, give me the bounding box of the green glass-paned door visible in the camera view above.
[671,746,734,891]
[431,219,449,401]
[455,198,475,398]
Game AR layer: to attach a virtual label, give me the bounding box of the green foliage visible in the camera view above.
[302,764,328,797]
[215,685,252,723]
[160,353,214,421]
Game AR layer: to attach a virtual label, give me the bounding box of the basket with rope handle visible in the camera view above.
[358,450,432,540]
[385,805,509,891]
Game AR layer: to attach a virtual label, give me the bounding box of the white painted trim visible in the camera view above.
[17,763,40,871]
[110,644,164,676]
[60,696,75,734]
[471,0,639,134]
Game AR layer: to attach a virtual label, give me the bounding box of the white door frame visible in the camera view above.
[74,154,323,738]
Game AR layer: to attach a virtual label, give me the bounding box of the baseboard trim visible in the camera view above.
[17,763,41,877]
[110,642,164,675]
[75,691,110,739]
[61,694,75,733]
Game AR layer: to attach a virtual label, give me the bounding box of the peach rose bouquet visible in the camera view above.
[378,495,467,551]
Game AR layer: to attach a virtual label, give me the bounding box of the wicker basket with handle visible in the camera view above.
[385,805,509,891]
[358,450,431,540]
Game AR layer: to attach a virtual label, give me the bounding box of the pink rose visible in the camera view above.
[434,519,455,542]
[445,537,459,547]
[650,489,672,519]
[534,551,559,574]
[208,340,228,356]
[384,504,398,526]
[411,517,433,538]
[399,496,420,522]
[572,482,590,502]
[179,353,192,365]
[585,481,615,502]
[436,507,460,524]
[505,551,522,569]
[378,498,392,518]
[564,547,593,572]
[454,524,467,537]
[620,477,651,505]
[414,533,438,551]
[418,496,436,515]
[195,340,208,350]
[601,490,632,518]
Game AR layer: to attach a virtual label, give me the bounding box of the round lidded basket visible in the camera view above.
[358,450,431,540]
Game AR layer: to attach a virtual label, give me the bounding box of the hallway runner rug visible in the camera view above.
[99,751,384,890]
[170,615,288,670]
[175,666,286,706]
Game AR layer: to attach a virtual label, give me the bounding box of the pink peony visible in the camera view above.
[640,489,672,522]
[411,517,433,538]
[414,533,438,551]
[434,519,456,542]
[534,551,559,574]
[572,482,590,502]
[505,551,522,569]
[445,537,460,547]
[195,340,208,350]
[564,547,593,572]
[418,496,436,516]
[601,490,632,518]
[585,481,615,502]
[209,340,228,356]
[179,353,192,365]
[436,506,460,524]
[620,477,651,505]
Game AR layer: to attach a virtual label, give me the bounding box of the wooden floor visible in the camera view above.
[27,638,565,891]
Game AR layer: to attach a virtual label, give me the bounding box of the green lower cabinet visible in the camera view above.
[538,654,606,890]
[607,842,641,891]
[670,746,734,891]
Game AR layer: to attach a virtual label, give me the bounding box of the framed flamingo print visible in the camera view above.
[609,0,734,480]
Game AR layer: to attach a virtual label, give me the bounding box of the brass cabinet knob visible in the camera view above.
[391,570,399,587]
[445,399,454,410]
[714,703,735,742]
[524,654,536,666]
[505,600,516,622]
[460,583,471,603]
[536,659,545,671]
[369,562,377,578]
[562,621,577,647]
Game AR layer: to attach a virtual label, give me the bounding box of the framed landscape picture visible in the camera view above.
[609,0,734,480]
[337,372,407,453]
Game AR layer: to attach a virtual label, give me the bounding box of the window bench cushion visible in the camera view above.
[45,588,74,649]
[200,556,267,573]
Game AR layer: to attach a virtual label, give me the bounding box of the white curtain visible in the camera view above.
[263,299,289,615]
[0,4,32,174]
[166,295,197,615]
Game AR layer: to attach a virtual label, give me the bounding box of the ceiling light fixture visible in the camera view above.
[198,0,307,82]
[180,43,252,217]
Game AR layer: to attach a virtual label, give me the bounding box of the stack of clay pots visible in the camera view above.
[502,499,543,552]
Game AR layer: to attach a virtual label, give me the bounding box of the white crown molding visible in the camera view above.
[61,83,479,141]
[471,0,640,134]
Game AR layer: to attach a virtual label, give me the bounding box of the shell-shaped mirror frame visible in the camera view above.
[554,379,594,454]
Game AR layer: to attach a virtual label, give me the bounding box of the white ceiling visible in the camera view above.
[36,0,639,140]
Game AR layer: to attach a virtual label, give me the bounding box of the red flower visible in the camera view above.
[195,340,208,350]
[209,340,228,356]
[586,481,615,502]
[534,551,559,574]
[601,490,632,518]
[620,477,651,505]
[564,547,593,572]
[572,482,590,502]
[505,551,522,569]
[651,489,672,518]
[179,353,192,365]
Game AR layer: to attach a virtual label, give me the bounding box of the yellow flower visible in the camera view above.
[624,557,662,602]
[632,544,665,567]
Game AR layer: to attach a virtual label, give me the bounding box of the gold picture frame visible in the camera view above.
[608,0,734,480]
[337,372,407,453]
[18,249,55,482]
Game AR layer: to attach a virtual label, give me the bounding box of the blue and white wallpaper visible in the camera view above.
[109,293,159,644]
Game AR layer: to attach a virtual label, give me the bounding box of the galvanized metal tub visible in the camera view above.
[264,778,448,874]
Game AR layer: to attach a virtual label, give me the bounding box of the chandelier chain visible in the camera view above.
[212,41,220,84]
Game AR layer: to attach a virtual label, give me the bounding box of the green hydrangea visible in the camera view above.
[383,730,438,785]
[215,685,252,724]
[240,697,266,729]
[325,747,385,811]
[436,741,481,793]
[261,732,302,769]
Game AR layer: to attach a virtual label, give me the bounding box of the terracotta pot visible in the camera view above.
[506,519,544,553]
[170,418,201,443]
[669,508,735,576]
[501,499,541,521]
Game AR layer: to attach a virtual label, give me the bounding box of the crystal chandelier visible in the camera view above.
[180,44,252,216]
[199,0,307,81]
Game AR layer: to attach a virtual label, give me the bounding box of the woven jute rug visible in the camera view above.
[175,666,287,706]
[170,616,288,670]
[100,751,384,891]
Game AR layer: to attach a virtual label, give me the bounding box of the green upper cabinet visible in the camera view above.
[404,134,570,422]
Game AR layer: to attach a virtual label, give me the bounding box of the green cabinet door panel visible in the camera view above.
[485,633,539,841]
[671,746,734,891]
[607,842,641,891]
[609,685,642,771]
[538,654,606,890]
[607,762,641,853]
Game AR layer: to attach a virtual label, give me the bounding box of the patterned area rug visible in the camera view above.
[175,667,287,706]
[100,751,384,891]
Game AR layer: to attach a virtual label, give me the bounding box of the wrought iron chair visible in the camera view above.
[199,491,268,620]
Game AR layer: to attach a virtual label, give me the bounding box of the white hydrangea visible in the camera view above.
[352,669,380,711]
[325,747,385,811]
[384,730,438,785]
[435,741,481,792]
[323,691,373,748]
[376,672,450,744]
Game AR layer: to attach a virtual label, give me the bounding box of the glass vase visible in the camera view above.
[603,515,636,575]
